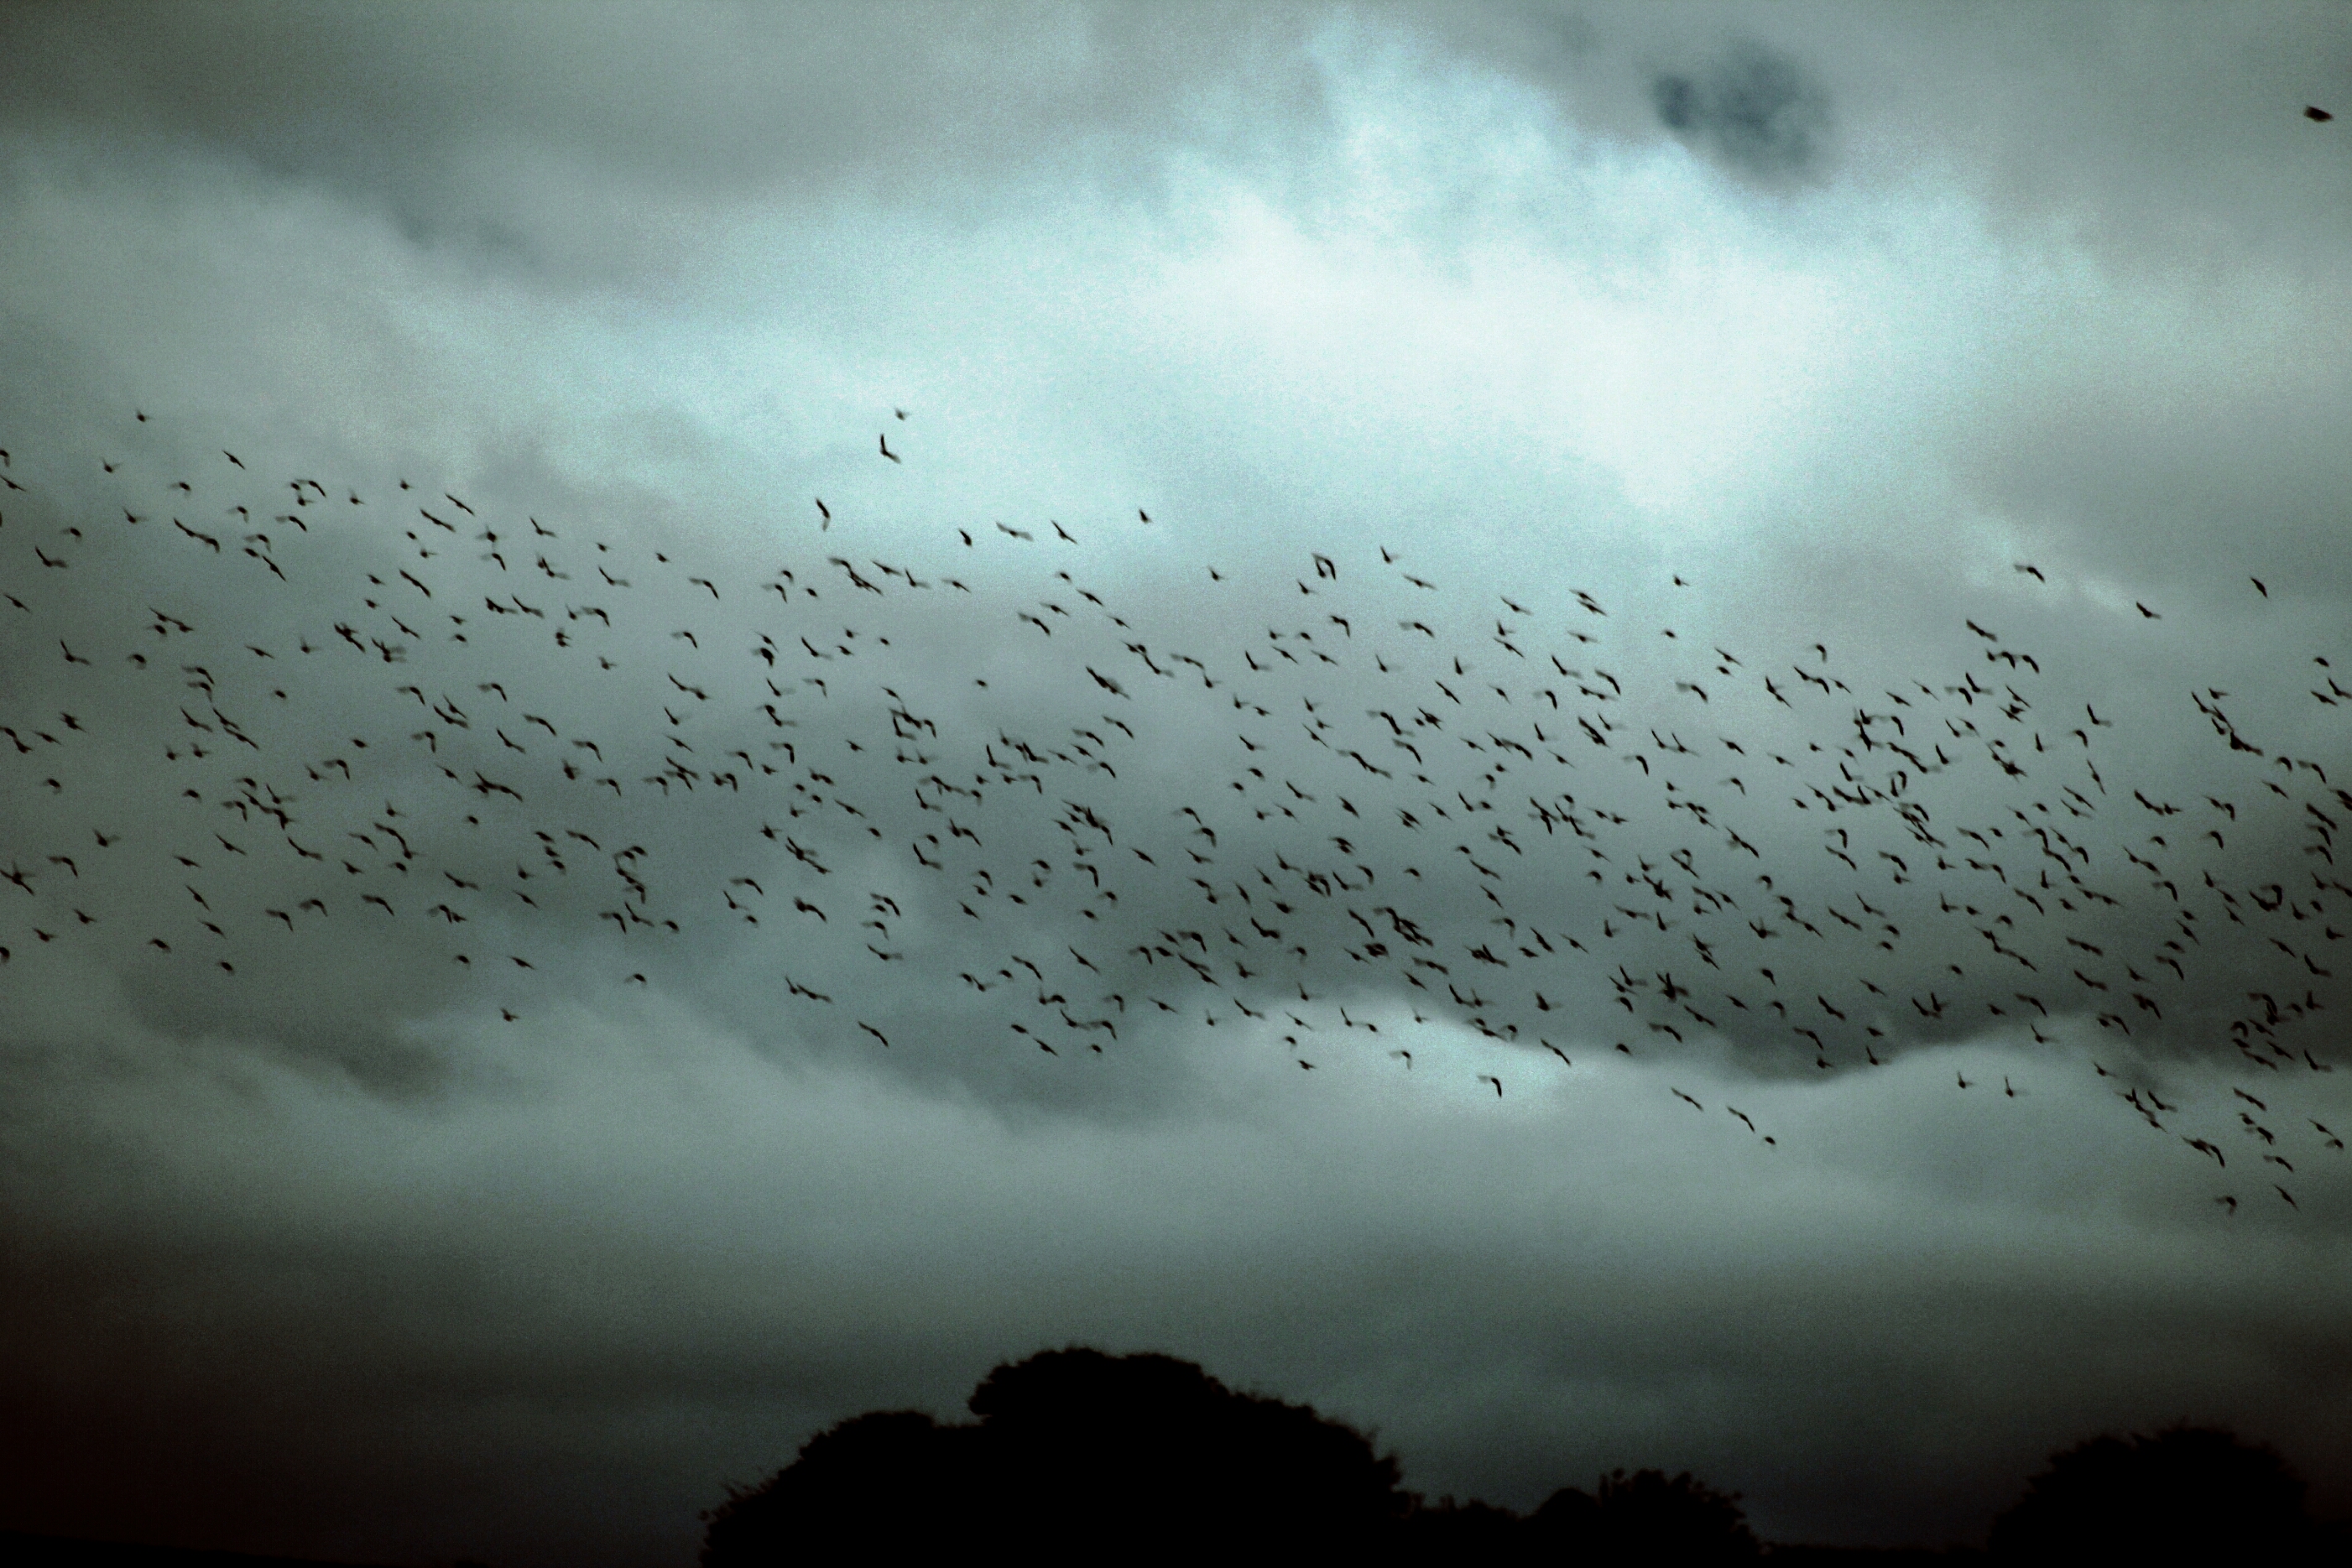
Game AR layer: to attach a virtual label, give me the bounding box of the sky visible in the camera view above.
[1,3,2349,1564]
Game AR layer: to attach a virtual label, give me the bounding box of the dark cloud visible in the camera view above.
[0,1,1338,284]
[1444,3,2352,275]
[1651,40,1832,180]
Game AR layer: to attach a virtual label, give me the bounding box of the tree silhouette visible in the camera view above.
[701,1348,1410,1563]
[700,1409,988,1560]
[967,1347,1411,1548]
[1531,1467,1760,1563]
[1395,1494,1528,1559]
[708,1352,2352,1564]
[1988,1425,2328,1564]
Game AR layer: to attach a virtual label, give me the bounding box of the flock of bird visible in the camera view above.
[0,409,2344,1215]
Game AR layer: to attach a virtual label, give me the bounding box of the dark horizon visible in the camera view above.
[9,1349,2347,1565]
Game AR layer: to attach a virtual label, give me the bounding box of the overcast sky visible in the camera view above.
[3,5,2349,1564]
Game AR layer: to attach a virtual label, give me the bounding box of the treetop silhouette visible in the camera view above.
[701,1348,1410,1561]
[1987,1424,2331,1564]
[706,1355,2332,1565]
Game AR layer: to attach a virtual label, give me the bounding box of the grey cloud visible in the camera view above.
[1651,39,1831,180]
[3,5,2350,1565]
[1442,3,2352,273]
[0,2,1338,284]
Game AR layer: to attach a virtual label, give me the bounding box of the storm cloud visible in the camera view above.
[2,5,2348,1565]
[1651,40,1833,180]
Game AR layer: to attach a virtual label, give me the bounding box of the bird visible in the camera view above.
[8,404,2334,1232]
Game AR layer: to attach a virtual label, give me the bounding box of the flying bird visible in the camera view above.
[8,402,2334,1229]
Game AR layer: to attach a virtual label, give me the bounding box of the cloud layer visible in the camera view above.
[2,4,2348,1563]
